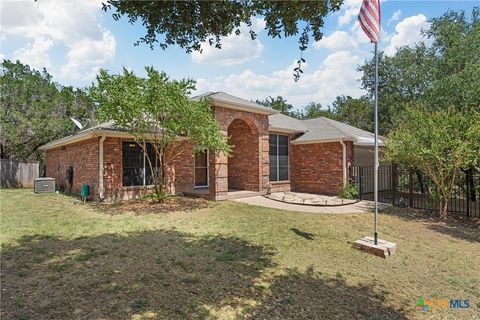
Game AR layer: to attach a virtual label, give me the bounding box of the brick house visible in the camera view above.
[39,92,382,202]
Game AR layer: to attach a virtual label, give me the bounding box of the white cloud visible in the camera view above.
[388,10,402,25]
[13,37,54,69]
[0,0,115,81]
[194,51,365,107]
[313,31,358,51]
[385,14,430,56]
[191,19,265,65]
[338,0,362,26]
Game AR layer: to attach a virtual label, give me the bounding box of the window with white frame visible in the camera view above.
[122,141,160,187]
[269,134,289,181]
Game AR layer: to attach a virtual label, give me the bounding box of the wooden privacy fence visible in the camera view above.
[349,165,480,218]
[0,159,39,188]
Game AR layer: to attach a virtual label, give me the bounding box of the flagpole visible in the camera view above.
[374,42,379,245]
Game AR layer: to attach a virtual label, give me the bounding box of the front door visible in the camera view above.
[194,150,209,187]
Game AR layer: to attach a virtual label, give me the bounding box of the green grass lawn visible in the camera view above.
[1,189,479,320]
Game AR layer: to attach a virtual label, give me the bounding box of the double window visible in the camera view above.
[269,134,289,181]
[122,141,160,187]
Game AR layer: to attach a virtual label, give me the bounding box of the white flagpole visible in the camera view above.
[374,42,379,245]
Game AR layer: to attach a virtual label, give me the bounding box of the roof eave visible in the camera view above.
[213,99,279,115]
[268,126,307,134]
[290,137,353,145]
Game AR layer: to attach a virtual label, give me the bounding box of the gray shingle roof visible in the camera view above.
[191,91,279,115]
[268,114,383,146]
[269,113,308,133]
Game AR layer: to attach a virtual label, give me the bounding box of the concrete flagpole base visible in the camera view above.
[354,236,397,258]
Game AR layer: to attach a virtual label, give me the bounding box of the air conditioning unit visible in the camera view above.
[34,177,55,193]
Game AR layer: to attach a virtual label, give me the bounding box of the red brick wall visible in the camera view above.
[166,140,195,194]
[102,138,197,201]
[290,141,354,195]
[227,119,259,191]
[212,106,269,199]
[45,138,100,198]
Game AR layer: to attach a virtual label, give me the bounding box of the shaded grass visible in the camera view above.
[1,189,479,319]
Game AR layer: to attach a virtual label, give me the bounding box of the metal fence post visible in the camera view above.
[408,167,414,207]
[466,169,470,217]
[359,166,363,201]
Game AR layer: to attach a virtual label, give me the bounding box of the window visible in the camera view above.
[269,134,289,181]
[194,150,209,187]
[122,141,160,187]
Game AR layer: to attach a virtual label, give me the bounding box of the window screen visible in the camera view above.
[269,134,289,181]
[122,141,160,187]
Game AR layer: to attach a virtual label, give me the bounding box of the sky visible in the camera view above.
[0,0,477,111]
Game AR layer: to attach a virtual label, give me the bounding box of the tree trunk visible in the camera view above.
[439,198,448,219]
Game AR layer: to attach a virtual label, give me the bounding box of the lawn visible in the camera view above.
[1,189,479,320]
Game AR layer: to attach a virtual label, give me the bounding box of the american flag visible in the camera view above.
[358,0,381,43]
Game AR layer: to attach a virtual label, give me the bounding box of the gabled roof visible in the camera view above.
[191,91,279,115]
[268,113,384,146]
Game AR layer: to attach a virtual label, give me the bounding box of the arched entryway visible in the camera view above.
[227,118,260,191]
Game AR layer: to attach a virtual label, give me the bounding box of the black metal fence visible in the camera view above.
[349,165,480,218]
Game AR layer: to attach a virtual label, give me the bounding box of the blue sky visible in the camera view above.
[0,0,477,110]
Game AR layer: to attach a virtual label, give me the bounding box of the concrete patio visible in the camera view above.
[234,195,390,214]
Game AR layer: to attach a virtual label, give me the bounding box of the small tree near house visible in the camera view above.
[90,67,230,201]
[385,105,480,218]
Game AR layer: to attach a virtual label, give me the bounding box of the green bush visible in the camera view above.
[338,182,359,199]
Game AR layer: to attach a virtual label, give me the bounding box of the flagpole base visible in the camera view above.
[354,236,397,258]
[374,232,378,245]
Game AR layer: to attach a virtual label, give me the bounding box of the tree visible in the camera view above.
[330,95,373,132]
[296,102,335,119]
[102,0,344,80]
[90,67,230,201]
[256,96,293,116]
[385,105,480,218]
[0,60,95,161]
[359,8,479,134]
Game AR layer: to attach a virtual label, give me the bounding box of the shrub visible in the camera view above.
[338,182,359,199]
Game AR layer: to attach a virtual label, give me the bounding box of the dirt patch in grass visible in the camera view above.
[96,196,214,215]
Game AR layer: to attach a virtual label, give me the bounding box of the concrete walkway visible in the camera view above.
[233,195,390,214]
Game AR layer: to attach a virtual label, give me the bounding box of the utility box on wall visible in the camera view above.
[34,177,55,193]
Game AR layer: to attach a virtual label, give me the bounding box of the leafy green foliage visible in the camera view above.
[386,106,480,218]
[330,95,373,131]
[338,182,359,200]
[90,67,230,201]
[256,96,293,116]
[0,60,95,161]
[103,0,344,80]
[359,8,479,134]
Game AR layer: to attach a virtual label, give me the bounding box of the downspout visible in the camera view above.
[99,135,106,200]
[340,141,347,187]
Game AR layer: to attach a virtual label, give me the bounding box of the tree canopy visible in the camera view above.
[103,0,344,80]
[0,60,95,161]
[90,67,230,200]
[385,106,480,218]
[359,8,479,134]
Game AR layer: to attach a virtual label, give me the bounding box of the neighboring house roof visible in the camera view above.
[191,91,279,115]
[268,114,384,146]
